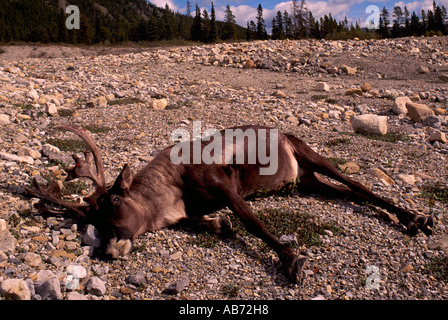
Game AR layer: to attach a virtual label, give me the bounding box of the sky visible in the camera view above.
[149,0,446,28]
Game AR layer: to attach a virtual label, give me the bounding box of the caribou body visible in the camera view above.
[25,125,433,283]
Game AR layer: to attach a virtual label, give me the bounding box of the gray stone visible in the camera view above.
[35,277,62,300]
[279,235,298,245]
[125,272,147,287]
[422,115,441,128]
[86,276,106,296]
[428,238,448,253]
[82,224,101,248]
[163,278,190,294]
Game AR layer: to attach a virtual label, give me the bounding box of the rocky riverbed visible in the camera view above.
[0,37,447,300]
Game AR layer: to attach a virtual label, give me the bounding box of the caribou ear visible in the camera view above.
[113,164,133,193]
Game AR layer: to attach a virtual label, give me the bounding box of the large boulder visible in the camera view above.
[352,114,388,135]
[405,101,435,122]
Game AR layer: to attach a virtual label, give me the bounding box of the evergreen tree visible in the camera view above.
[256,4,267,40]
[209,2,218,42]
[222,5,236,40]
[271,11,284,40]
[404,6,410,36]
[291,0,310,38]
[391,6,403,37]
[186,1,192,17]
[378,7,390,37]
[283,11,293,39]
[147,15,160,41]
[191,4,202,41]
[246,20,257,40]
[409,11,421,36]
[421,9,428,34]
[201,8,210,42]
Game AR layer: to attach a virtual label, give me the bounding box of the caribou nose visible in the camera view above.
[105,237,133,258]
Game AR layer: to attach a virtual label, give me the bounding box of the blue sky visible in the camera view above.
[150,0,445,27]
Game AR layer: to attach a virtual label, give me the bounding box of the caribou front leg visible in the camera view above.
[219,184,307,283]
[178,214,233,236]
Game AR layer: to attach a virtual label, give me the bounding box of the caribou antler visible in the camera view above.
[24,125,107,217]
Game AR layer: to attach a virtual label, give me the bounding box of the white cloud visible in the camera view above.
[394,0,435,12]
[151,0,179,12]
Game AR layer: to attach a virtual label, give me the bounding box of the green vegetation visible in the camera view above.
[108,98,144,106]
[188,232,219,249]
[229,208,341,248]
[84,124,113,134]
[326,137,351,147]
[421,182,448,203]
[221,284,240,297]
[342,131,410,143]
[45,138,88,152]
[424,256,448,282]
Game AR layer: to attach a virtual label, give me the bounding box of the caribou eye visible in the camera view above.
[113,197,120,205]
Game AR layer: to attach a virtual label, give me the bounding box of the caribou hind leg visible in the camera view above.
[286,134,434,235]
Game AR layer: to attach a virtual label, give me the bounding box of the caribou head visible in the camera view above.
[24,125,141,257]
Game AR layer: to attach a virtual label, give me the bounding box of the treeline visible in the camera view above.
[1,0,447,45]
[378,1,447,38]
[0,0,245,44]
[248,0,448,41]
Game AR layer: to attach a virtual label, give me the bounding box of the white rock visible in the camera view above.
[429,131,447,144]
[66,291,88,300]
[0,114,11,125]
[0,219,7,232]
[314,82,329,91]
[18,146,41,159]
[0,279,31,300]
[0,152,34,165]
[393,96,411,115]
[45,102,58,116]
[28,89,39,101]
[396,174,416,185]
[24,252,42,267]
[352,114,388,135]
[152,98,168,110]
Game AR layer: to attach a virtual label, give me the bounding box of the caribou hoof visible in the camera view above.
[407,214,434,236]
[281,250,307,284]
[219,215,233,237]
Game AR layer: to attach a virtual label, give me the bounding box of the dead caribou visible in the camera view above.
[24,124,433,283]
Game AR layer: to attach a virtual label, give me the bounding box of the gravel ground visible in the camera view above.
[0,38,447,300]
